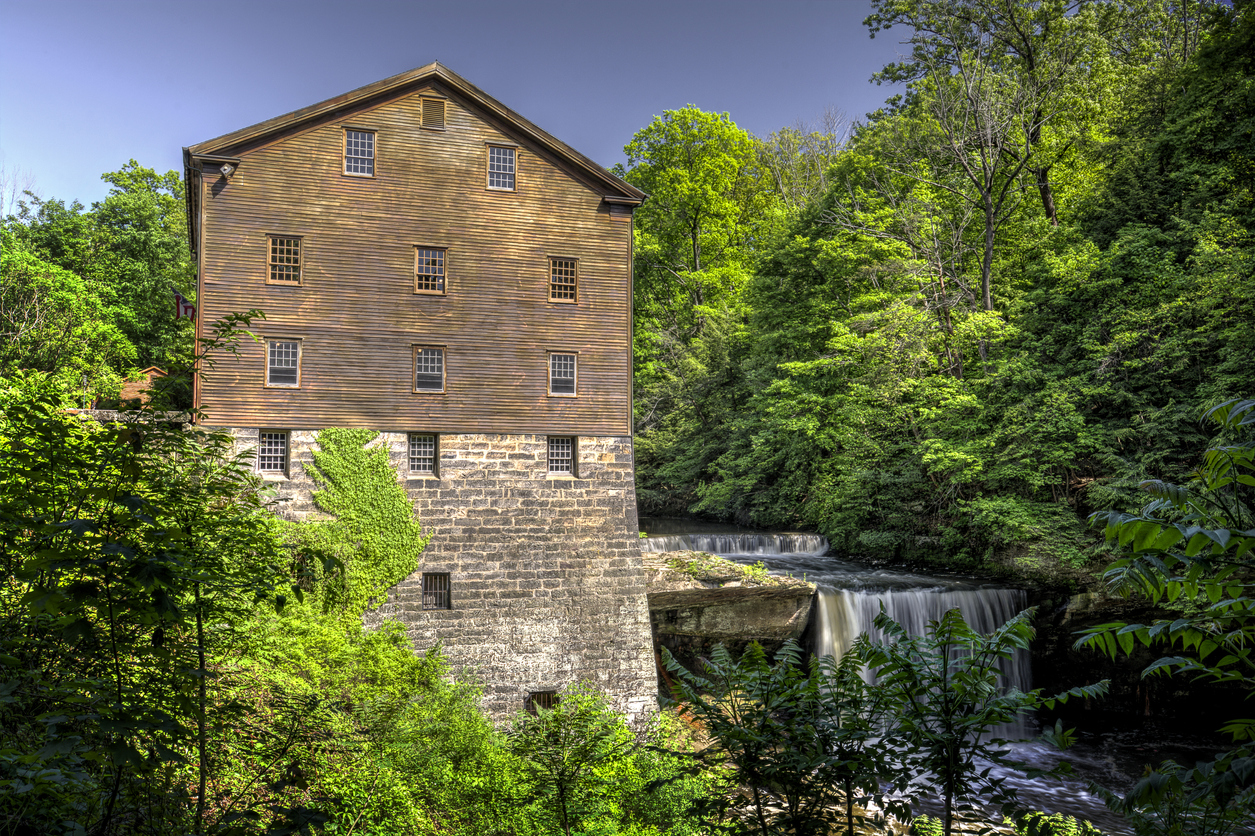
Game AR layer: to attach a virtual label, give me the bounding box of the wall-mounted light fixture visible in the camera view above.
[219,163,235,178]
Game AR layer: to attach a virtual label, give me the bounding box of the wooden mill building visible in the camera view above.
[183,62,656,719]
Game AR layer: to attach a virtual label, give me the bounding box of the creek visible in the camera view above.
[638,518,1152,834]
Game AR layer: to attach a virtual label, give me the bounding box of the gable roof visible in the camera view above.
[184,61,644,205]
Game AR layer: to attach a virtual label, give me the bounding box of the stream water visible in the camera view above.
[638,518,1156,834]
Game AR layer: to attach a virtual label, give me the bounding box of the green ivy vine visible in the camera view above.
[288,427,431,620]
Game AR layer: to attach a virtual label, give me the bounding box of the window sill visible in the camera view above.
[547,473,579,480]
[406,476,440,485]
[260,472,289,482]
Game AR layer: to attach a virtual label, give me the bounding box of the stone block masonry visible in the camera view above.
[222,428,658,722]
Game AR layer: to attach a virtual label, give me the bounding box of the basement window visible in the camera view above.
[422,573,450,610]
[526,691,559,713]
[547,436,576,476]
[258,431,288,475]
[409,433,437,475]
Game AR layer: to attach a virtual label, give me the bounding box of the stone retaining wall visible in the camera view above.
[222,428,657,722]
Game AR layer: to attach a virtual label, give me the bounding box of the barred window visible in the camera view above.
[345,129,375,176]
[526,691,559,713]
[414,247,446,294]
[422,573,450,610]
[258,431,288,474]
[409,433,437,474]
[549,257,577,302]
[549,353,576,396]
[548,436,574,475]
[268,236,302,285]
[414,347,445,392]
[487,145,515,190]
[267,340,300,387]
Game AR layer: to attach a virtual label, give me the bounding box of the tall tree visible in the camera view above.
[861,0,1122,308]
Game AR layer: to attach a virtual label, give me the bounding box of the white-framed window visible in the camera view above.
[409,433,438,475]
[487,145,515,190]
[414,247,446,294]
[549,257,577,303]
[266,339,301,387]
[268,235,302,285]
[345,129,375,176]
[548,436,576,475]
[549,352,576,396]
[258,431,288,474]
[414,346,445,392]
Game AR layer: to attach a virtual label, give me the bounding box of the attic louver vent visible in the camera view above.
[422,98,446,129]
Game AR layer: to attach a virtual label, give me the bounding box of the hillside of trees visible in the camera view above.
[621,0,1254,585]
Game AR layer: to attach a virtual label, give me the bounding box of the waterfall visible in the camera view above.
[642,524,1033,736]
[639,532,829,556]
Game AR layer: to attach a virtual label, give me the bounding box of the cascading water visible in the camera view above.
[639,532,829,557]
[639,520,1135,833]
[641,525,1032,734]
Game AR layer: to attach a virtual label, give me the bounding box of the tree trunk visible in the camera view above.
[981,195,995,311]
[844,777,855,836]
[196,582,207,836]
[1034,165,1058,226]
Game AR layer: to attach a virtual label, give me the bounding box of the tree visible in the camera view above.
[7,162,196,377]
[861,0,1120,308]
[507,686,636,836]
[619,107,779,340]
[0,372,287,835]
[757,109,852,216]
[0,231,136,396]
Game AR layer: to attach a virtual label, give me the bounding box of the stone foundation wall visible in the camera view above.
[222,428,657,722]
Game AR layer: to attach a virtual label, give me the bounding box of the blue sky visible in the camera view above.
[1,0,906,207]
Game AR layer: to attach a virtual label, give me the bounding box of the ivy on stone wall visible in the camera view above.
[290,427,430,620]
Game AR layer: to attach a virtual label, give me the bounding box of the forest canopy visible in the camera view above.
[624,0,1255,583]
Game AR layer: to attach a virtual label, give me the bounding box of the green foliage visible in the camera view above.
[287,427,431,620]
[1014,812,1104,836]
[5,161,197,405]
[662,639,899,836]
[0,371,286,835]
[864,608,1041,836]
[627,2,1255,586]
[0,230,136,397]
[1075,398,1255,835]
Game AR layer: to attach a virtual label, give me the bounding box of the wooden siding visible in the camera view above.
[197,84,633,435]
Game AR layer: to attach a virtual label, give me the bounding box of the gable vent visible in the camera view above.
[422,98,446,130]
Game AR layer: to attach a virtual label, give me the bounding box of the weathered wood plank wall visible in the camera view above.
[197,81,632,435]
